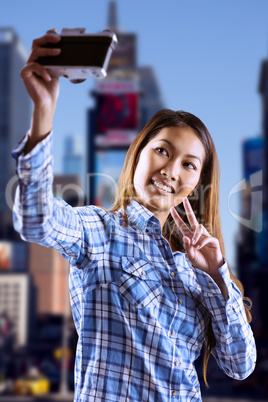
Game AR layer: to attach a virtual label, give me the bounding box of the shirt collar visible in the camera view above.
[126,200,162,235]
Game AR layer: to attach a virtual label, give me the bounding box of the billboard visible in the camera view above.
[90,79,139,206]
[96,93,138,134]
[93,80,139,147]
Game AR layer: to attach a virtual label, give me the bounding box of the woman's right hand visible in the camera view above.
[21,29,62,151]
[21,29,61,111]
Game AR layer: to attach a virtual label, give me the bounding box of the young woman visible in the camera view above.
[13,31,256,401]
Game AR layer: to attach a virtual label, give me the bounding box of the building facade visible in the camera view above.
[237,51,268,339]
[0,273,30,346]
[87,2,163,207]
[259,57,268,263]
[0,28,32,349]
[28,174,82,316]
[0,28,31,239]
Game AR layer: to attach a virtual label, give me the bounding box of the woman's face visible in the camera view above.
[133,126,205,221]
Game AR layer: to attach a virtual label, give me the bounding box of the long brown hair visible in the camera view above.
[111,109,252,385]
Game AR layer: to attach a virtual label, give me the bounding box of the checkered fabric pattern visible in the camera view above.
[12,132,256,402]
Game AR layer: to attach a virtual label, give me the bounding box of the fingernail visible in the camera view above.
[44,71,51,80]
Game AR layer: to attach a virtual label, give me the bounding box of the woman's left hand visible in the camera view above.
[170,197,224,277]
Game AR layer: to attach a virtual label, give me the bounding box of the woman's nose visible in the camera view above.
[160,163,179,181]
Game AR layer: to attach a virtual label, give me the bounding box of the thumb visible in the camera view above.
[46,28,58,34]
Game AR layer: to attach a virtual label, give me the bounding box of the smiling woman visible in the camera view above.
[12,31,256,402]
[111,108,255,385]
[133,126,205,225]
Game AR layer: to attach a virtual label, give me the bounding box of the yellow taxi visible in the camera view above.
[13,367,50,396]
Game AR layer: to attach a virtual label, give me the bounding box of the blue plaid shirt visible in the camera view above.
[12,132,256,401]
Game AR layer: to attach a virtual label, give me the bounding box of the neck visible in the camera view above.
[133,196,169,228]
[154,211,169,229]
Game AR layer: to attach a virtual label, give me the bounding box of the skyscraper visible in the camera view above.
[87,1,163,207]
[236,50,268,340]
[259,56,268,261]
[0,28,31,238]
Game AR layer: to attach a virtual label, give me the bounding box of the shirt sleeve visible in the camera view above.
[188,258,256,380]
[12,131,107,267]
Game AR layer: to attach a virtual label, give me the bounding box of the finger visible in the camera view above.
[170,206,192,237]
[200,225,211,237]
[183,236,196,260]
[21,62,52,82]
[28,47,61,62]
[195,236,219,250]
[191,224,204,245]
[32,32,61,48]
[46,28,58,34]
[183,236,191,247]
[183,197,199,230]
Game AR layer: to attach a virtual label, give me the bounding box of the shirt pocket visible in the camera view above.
[119,256,163,309]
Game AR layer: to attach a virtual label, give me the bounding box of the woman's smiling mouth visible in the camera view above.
[151,180,174,194]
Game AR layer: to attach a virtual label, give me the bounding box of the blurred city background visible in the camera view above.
[0,0,268,400]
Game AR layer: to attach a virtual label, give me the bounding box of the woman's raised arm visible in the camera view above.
[20,29,61,153]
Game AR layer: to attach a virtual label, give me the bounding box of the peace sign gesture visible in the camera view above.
[171,197,228,298]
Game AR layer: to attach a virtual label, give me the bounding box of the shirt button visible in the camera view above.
[170,272,176,278]
[140,270,146,276]
[172,390,178,396]
[178,298,183,304]
[208,280,214,285]
[174,360,180,366]
[171,330,176,336]
[24,162,31,169]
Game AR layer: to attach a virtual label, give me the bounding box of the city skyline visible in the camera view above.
[1,0,268,266]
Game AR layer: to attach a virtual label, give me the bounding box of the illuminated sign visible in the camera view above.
[0,242,11,270]
[0,242,27,271]
[95,92,138,136]
[96,80,139,93]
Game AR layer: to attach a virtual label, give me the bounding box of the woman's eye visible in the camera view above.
[184,162,197,170]
[156,147,168,156]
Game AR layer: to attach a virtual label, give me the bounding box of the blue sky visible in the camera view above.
[2,0,268,268]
